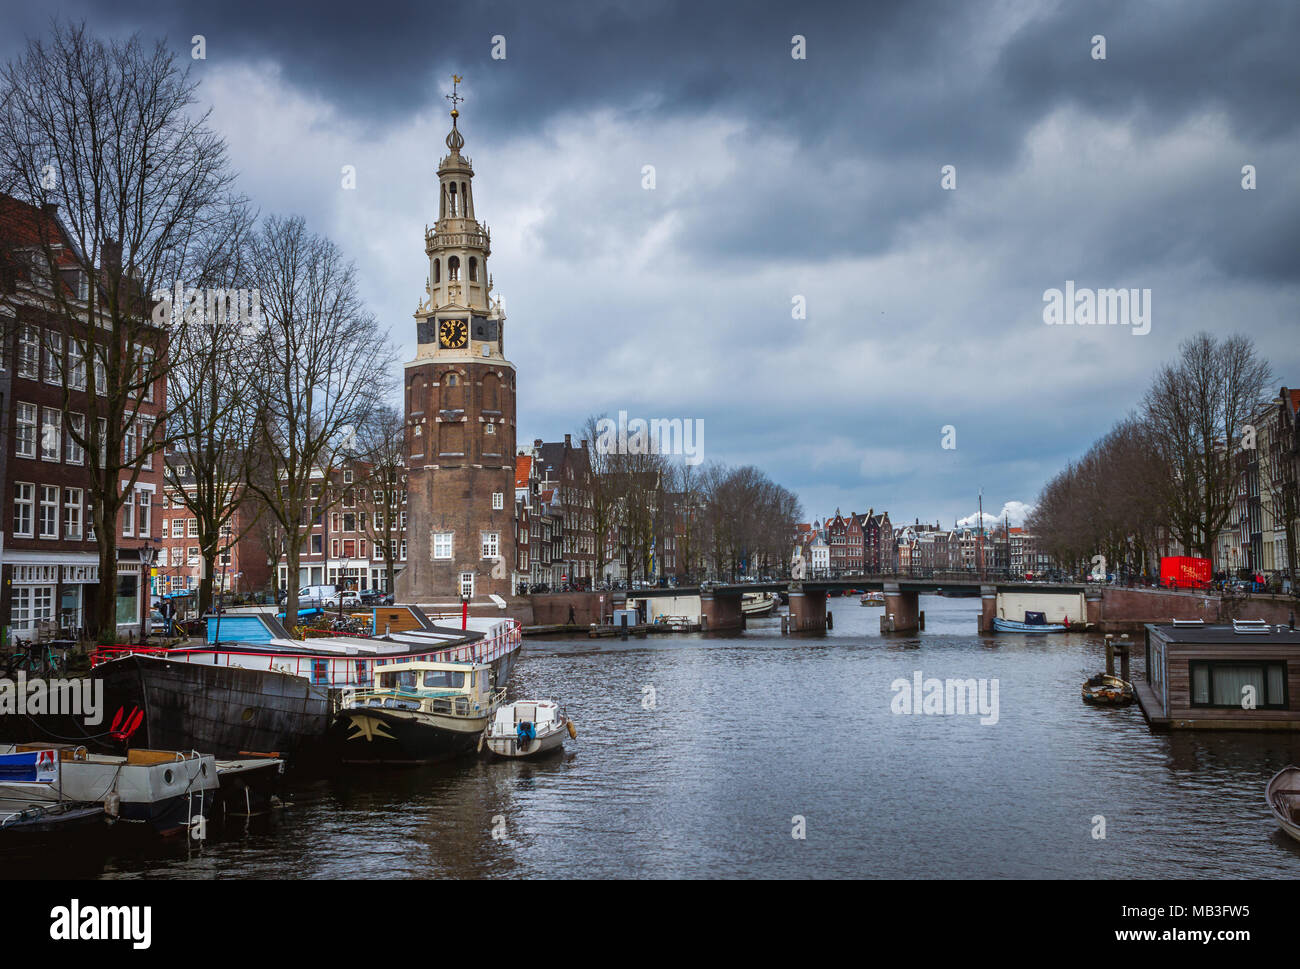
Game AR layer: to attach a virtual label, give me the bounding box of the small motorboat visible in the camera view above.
[484,700,575,759]
[1081,673,1135,706]
[1,800,106,839]
[741,592,776,617]
[860,591,885,606]
[330,660,503,765]
[994,611,1067,633]
[1266,765,1300,845]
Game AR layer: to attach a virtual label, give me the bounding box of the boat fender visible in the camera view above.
[104,793,121,818]
[566,720,577,740]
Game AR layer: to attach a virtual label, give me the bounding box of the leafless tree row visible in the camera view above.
[1029,332,1273,575]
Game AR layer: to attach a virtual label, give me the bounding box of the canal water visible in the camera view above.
[16,596,1300,878]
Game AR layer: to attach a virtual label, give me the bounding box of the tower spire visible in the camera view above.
[445,74,465,152]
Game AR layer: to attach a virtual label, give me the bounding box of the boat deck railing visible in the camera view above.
[89,620,523,689]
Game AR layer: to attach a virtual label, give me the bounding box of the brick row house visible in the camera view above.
[274,462,409,595]
[155,454,270,599]
[532,435,596,588]
[1,195,165,640]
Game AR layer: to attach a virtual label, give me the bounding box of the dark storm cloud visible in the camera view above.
[3,0,1296,523]
[996,0,1300,142]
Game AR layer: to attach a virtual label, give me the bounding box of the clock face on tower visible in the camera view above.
[438,319,468,349]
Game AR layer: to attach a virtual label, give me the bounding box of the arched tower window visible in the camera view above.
[443,372,466,413]
[432,259,440,283]
[482,372,500,411]
[469,257,478,282]
[448,256,460,280]
[448,182,458,217]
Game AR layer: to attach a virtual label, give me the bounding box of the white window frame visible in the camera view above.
[481,532,499,558]
[66,412,85,465]
[43,330,62,385]
[17,325,40,378]
[40,406,61,462]
[137,489,151,538]
[433,532,453,559]
[15,402,37,458]
[492,491,504,510]
[122,488,135,537]
[38,485,59,540]
[64,488,82,540]
[14,482,35,538]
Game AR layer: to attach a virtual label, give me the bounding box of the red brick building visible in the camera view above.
[1,195,166,640]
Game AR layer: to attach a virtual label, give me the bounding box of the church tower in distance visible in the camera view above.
[397,78,516,606]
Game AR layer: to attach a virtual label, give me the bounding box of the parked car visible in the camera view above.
[323,590,363,609]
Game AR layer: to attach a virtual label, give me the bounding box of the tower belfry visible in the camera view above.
[398,76,517,607]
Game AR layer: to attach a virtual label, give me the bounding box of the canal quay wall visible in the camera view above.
[1096,587,1298,632]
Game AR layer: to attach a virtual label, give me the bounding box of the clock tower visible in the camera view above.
[396,79,517,605]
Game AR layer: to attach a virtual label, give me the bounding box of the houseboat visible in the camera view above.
[81,610,522,764]
[329,660,502,765]
[0,744,218,836]
[1136,619,1300,731]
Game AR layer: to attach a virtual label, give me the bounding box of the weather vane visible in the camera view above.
[446,74,464,117]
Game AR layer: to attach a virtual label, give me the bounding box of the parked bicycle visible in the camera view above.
[3,638,65,678]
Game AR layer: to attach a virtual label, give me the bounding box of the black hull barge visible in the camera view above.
[87,615,522,765]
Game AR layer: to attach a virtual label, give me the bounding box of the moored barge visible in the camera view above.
[86,613,522,764]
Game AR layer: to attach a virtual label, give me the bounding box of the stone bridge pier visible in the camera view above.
[979,585,998,633]
[882,582,921,633]
[788,588,827,632]
[700,590,744,632]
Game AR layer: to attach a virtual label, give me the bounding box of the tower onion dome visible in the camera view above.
[446,109,465,153]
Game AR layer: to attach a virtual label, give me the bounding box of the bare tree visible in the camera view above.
[0,22,244,636]
[1145,333,1271,558]
[242,215,395,623]
[355,405,407,595]
[162,207,261,615]
[581,414,620,582]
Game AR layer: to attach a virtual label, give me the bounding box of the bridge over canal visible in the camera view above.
[629,575,1092,633]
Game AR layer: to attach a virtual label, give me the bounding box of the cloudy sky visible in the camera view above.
[5,0,1297,528]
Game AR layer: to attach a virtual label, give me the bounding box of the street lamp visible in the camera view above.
[139,543,158,645]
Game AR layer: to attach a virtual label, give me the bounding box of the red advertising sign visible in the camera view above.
[1159,556,1211,589]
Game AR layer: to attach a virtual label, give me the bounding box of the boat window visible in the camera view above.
[380,671,419,689]
[1190,661,1287,708]
[423,669,466,689]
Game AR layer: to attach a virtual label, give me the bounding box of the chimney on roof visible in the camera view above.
[533,438,542,450]
[564,433,572,447]
[41,202,58,218]
[102,239,122,274]
[580,438,587,449]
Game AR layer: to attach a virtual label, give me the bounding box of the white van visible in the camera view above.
[299,584,337,606]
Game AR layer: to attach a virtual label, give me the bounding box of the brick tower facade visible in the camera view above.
[396,88,516,605]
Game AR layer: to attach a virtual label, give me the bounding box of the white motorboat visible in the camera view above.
[484,700,575,759]
[741,592,777,617]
